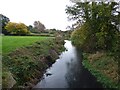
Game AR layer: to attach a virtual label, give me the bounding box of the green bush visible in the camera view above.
[5,22,30,35]
[71,23,90,47]
[71,23,97,52]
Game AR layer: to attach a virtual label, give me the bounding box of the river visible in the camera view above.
[33,40,103,89]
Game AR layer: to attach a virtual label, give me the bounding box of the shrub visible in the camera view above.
[71,23,97,52]
[5,22,30,35]
[71,23,90,47]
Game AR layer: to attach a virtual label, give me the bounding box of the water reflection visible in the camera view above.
[33,40,103,89]
[65,47,103,88]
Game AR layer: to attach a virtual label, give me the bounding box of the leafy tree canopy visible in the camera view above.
[5,22,30,35]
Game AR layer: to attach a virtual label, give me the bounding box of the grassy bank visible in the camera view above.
[2,36,51,54]
[2,37,65,89]
[82,52,119,89]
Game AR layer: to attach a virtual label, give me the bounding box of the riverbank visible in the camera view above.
[82,51,119,89]
[2,37,65,89]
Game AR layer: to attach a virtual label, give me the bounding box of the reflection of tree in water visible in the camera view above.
[65,48,83,88]
[65,48,103,88]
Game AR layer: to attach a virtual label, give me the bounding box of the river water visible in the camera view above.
[33,40,103,89]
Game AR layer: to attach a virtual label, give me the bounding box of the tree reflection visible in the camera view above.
[65,48,103,88]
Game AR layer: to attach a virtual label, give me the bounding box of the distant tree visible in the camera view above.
[48,28,57,34]
[5,22,29,35]
[28,25,33,31]
[0,14,10,35]
[27,25,36,33]
[33,21,46,33]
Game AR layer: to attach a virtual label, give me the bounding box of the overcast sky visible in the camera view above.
[0,0,73,31]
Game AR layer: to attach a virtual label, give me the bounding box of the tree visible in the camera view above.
[66,0,120,51]
[28,25,33,31]
[27,25,36,33]
[5,22,29,35]
[0,14,10,35]
[33,21,46,33]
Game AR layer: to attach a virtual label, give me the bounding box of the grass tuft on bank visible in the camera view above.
[82,52,119,89]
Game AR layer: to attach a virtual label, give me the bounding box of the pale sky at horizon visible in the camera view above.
[0,0,74,31]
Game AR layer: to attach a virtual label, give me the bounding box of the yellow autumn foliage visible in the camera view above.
[5,22,29,35]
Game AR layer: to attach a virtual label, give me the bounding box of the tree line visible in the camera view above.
[0,14,46,35]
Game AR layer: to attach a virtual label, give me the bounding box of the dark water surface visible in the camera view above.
[33,40,103,89]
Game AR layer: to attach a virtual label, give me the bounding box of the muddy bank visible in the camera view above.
[2,37,65,89]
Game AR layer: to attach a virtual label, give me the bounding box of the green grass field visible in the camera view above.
[2,36,51,54]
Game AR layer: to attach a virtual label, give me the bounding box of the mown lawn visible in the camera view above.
[2,36,51,54]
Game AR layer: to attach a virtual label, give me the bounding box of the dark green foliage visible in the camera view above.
[71,22,97,52]
[0,14,10,35]
[66,1,119,52]
[112,32,120,58]
[71,23,90,47]
[27,25,35,33]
